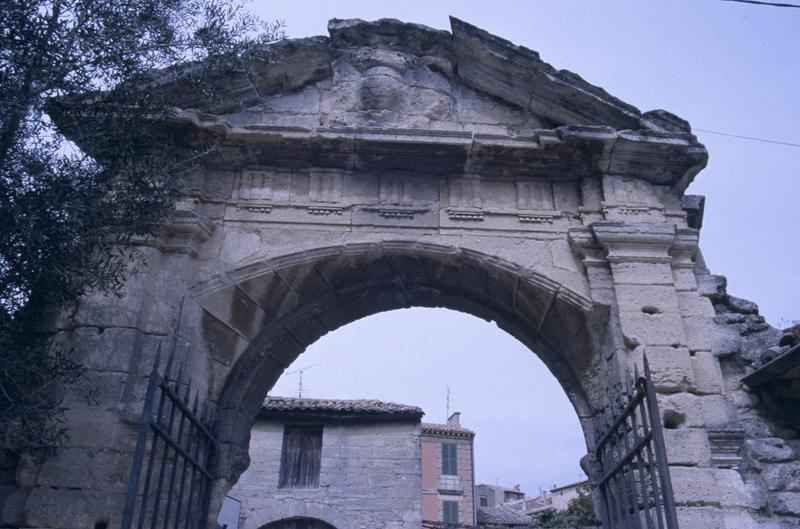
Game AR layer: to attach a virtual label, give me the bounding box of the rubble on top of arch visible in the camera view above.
[51,17,708,192]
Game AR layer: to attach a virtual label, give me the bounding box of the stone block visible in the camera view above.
[675,506,724,529]
[677,290,716,318]
[676,291,715,352]
[201,309,251,365]
[67,327,164,374]
[672,267,698,291]
[198,284,268,341]
[615,284,680,313]
[664,428,711,466]
[762,462,800,492]
[773,491,800,516]
[59,409,137,451]
[36,448,130,490]
[622,311,686,351]
[659,393,738,430]
[670,467,749,508]
[745,438,796,463]
[721,510,758,529]
[682,316,714,352]
[24,488,126,529]
[61,370,128,408]
[0,487,29,527]
[691,351,724,395]
[609,261,674,285]
[633,345,694,393]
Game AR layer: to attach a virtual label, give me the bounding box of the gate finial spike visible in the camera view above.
[625,371,633,397]
[165,349,176,379]
[643,351,652,379]
[175,361,185,390]
[152,343,163,375]
[184,377,193,401]
[634,362,640,381]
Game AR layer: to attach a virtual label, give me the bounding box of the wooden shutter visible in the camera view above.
[441,443,457,475]
[278,425,322,488]
[442,500,459,524]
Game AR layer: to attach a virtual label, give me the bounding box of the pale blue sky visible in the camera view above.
[255,1,799,497]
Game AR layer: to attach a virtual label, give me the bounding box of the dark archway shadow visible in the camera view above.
[260,518,336,529]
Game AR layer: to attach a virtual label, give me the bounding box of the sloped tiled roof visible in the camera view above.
[259,397,424,422]
[477,505,531,526]
[421,422,475,438]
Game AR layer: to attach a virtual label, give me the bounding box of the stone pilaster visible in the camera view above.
[589,221,754,528]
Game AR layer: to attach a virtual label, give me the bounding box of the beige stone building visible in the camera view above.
[231,397,424,529]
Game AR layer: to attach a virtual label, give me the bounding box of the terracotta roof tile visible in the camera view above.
[260,397,424,420]
[421,422,475,437]
[477,506,531,525]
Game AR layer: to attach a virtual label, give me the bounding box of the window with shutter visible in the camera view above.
[441,442,458,476]
[442,500,459,525]
[278,425,322,488]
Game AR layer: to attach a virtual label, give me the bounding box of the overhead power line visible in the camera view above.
[694,128,800,148]
[721,0,800,7]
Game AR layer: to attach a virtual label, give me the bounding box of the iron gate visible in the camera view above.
[121,351,218,529]
[593,355,679,529]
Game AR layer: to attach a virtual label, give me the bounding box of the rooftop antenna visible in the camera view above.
[446,386,451,420]
[283,362,322,398]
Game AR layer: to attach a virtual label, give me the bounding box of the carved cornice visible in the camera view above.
[707,428,745,469]
[570,222,701,268]
[135,210,217,258]
[167,116,706,190]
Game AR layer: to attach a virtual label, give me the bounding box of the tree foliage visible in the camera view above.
[530,487,599,528]
[0,0,283,454]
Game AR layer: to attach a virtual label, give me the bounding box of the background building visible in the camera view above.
[421,412,477,527]
[230,397,424,529]
[475,484,525,508]
[549,479,591,511]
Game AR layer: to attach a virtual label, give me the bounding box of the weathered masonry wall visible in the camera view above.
[2,16,798,529]
[231,420,421,529]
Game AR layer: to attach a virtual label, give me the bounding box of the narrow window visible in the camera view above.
[442,500,459,525]
[278,425,322,488]
[480,496,488,507]
[441,442,458,476]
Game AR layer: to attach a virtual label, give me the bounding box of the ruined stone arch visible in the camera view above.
[10,14,793,529]
[201,241,612,482]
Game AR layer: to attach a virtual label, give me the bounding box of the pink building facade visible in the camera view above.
[421,413,476,527]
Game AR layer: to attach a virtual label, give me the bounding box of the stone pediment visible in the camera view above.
[52,17,708,190]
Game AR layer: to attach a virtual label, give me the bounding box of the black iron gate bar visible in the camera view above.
[121,351,218,529]
[593,355,679,529]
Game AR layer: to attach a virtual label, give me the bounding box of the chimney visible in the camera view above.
[447,411,461,427]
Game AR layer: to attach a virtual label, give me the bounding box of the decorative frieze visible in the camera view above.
[518,213,555,224]
[309,170,343,203]
[235,203,273,214]
[447,208,484,221]
[516,179,554,210]
[308,205,344,216]
[378,207,417,219]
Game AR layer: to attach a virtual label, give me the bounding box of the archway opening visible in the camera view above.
[268,308,587,492]
[202,242,613,526]
[227,307,590,529]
